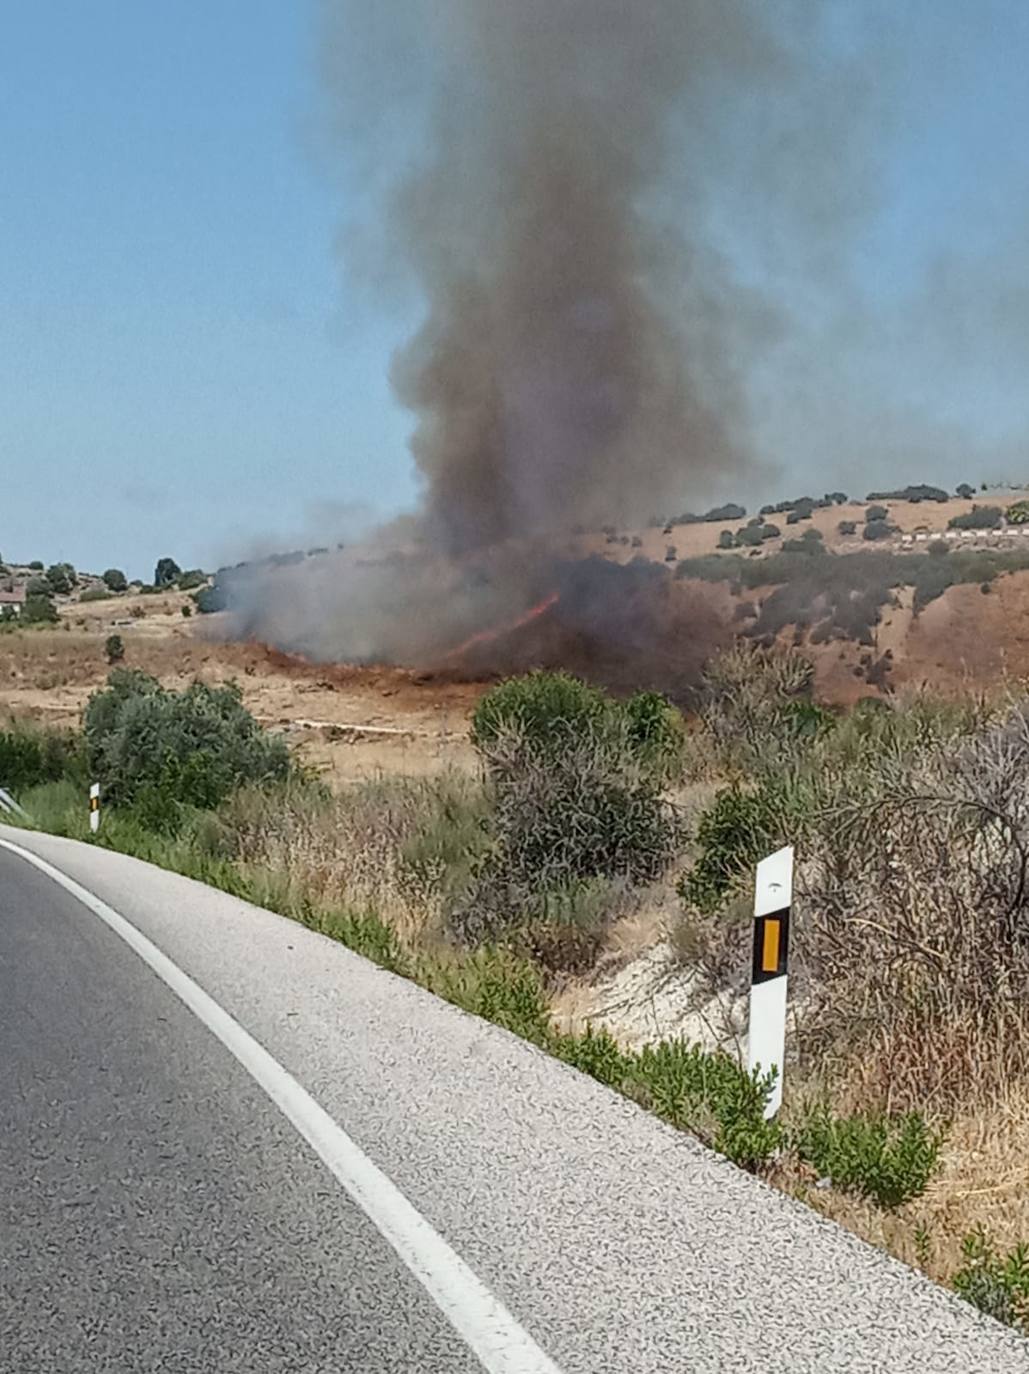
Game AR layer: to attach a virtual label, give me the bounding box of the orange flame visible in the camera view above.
[442,592,560,662]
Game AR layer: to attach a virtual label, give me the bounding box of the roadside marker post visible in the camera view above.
[89,782,101,834]
[0,787,29,819]
[747,845,794,1120]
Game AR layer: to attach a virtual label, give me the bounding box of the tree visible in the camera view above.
[45,562,76,596]
[718,530,736,550]
[865,505,889,524]
[22,594,59,624]
[102,568,128,593]
[176,569,206,591]
[105,634,125,664]
[863,519,894,542]
[956,483,975,500]
[154,557,182,589]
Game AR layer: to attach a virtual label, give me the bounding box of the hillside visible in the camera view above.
[5,485,1029,769]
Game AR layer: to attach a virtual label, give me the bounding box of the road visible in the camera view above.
[2,825,1028,1373]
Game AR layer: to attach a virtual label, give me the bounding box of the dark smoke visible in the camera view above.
[226,1,866,692]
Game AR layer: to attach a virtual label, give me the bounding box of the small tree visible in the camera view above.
[45,562,76,596]
[105,634,125,664]
[22,594,59,624]
[154,557,182,589]
[864,505,889,524]
[718,530,736,550]
[955,483,975,500]
[102,568,128,592]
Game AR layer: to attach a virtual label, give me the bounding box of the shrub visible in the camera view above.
[949,505,1003,531]
[792,1107,944,1209]
[45,562,76,595]
[865,505,889,524]
[863,519,894,542]
[460,673,685,943]
[955,483,976,500]
[952,1228,1029,1333]
[193,582,229,614]
[665,545,677,562]
[105,634,125,664]
[181,603,193,618]
[102,568,128,592]
[177,569,206,591]
[867,485,949,504]
[627,1039,782,1169]
[718,530,736,549]
[25,576,49,597]
[0,722,86,795]
[680,781,800,914]
[84,670,290,820]
[27,560,43,571]
[703,503,746,523]
[21,594,58,624]
[471,671,609,756]
[80,586,111,603]
[837,520,857,536]
[154,557,182,588]
[735,525,765,547]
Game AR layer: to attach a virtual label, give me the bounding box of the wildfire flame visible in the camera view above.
[441,592,560,663]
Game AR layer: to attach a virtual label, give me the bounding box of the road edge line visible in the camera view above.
[0,836,564,1374]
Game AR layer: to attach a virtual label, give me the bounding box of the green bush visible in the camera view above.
[176,569,207,591]
[863,519,894,542]
[80,586,111,603]
[552,1023,632,1089]
[949,505,1003,531]
[865,505,889,524]
[680,782,796,914]
[952,1227,1029,1332]
[419,947,554,1047]
[0,722,86,795]
[193,583,228,614]
[459,673,685,944]
[471,671,609,755]
[102,568,128,593]
[105,634,125,664]
[83,670,290,822]
[45,562,76,595]
[21,593,58,625]
[792,1107,945,1209]
[628,1039,782,1169]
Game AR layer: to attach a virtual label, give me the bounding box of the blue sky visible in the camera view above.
[3,2,1029,577]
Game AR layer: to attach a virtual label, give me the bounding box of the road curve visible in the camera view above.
[2,825,1028,1373]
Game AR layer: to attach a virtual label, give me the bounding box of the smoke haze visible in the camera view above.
[223,1,1029,689]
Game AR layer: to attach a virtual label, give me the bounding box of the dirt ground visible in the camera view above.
[0,591,480,783]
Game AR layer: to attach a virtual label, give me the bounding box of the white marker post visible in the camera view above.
[747,845,794,1119]
[89,782,101,834]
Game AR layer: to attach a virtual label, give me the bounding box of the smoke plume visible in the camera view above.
[226,0,871,692]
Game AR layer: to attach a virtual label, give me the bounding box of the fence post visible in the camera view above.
[747,844,794,1120]
[89,782,101,834]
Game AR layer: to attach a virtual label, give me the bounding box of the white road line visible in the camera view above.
[0,837,564,1374]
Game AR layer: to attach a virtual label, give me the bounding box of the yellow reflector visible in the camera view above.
[762,918,781,974]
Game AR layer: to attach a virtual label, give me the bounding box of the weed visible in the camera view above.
[792,1107,945,1209]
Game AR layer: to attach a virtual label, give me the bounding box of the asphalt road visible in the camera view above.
[2,824,1028,1373]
